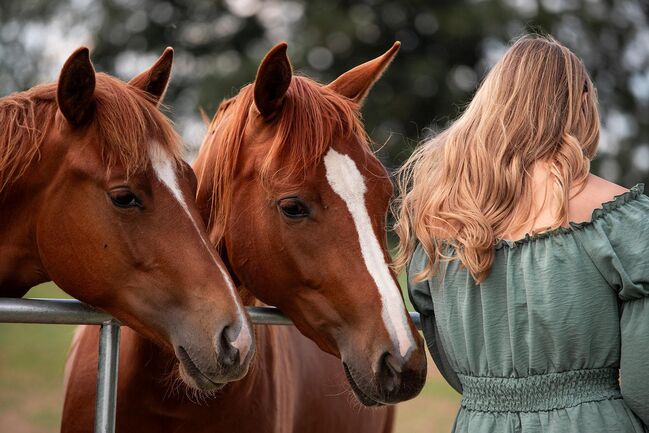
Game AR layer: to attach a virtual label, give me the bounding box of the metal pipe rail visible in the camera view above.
[0,298,422,327]
[0,298,422,433]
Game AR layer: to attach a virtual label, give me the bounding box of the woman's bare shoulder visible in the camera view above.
[568,175,629,222]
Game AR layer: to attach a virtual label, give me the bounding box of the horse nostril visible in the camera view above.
[217,325,241,368]
[378,352,403,395]
[223,323,238,344]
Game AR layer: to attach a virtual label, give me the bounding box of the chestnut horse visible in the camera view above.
[0,47,253,392]
[62,43,425,432]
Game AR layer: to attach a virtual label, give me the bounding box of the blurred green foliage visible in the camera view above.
[1,0,648,184]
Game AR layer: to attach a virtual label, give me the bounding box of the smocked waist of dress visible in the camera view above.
[457,368,622,413]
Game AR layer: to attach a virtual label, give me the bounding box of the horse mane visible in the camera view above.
[0,73,182,196]
[194,75,371,244]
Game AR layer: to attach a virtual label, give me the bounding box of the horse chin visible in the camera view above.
[342,363,384,407]
[176,346,227,392]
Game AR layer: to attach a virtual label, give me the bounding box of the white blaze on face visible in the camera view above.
[148,143,252,363]
[323,148,416,359]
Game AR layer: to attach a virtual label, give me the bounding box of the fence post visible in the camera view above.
[94,319,120,433]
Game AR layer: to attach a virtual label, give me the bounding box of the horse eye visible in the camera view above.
[109,190,141,209]
[278,198,310,219]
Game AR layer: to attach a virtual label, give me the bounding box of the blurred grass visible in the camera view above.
[0,283,75,433]
[0,282,459,433]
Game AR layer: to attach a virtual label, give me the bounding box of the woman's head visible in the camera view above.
[395,34,599,282]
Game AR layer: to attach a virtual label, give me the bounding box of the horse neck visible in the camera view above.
[0,115,59,295]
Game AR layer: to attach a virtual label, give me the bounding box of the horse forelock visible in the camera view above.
[0,73,183,196]
[92,73,183,175]
[196,75,372,244]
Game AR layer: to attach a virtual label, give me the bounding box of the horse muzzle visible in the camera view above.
[173,317,255,391]
[342,344,427,406]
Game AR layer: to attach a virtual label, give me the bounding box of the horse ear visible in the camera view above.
[129,47,174,105]
[57,47,96,127]
[326,41,400,105]
[253,42,292,119]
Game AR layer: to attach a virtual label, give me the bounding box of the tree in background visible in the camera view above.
[2,0,648,186]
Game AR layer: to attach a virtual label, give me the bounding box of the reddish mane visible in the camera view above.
[0,73,182,195]
[195,75,372,242]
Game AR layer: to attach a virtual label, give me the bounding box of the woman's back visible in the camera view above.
[502,172,628,240]
[408,183,649,432]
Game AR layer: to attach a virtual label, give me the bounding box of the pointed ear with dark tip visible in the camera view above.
[253,42,292,119]
[326,41,401,105]
[57,47,96,127]
[129,47,174,105]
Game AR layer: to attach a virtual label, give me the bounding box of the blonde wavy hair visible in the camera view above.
[394,35,600,283]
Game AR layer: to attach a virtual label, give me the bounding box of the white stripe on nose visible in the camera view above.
[324,148,416,358]
[149,143,252,364]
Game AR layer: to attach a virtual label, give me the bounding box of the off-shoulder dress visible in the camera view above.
[408,185,649,432]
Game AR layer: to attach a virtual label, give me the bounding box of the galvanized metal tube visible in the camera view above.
[94,320,120,433]
[247,305,423,329]
[410,311,422,330]
[0,298,111,324]
[246,306,294,325]
[0,298,422,329]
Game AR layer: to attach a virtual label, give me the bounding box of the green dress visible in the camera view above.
[408,184,649,433]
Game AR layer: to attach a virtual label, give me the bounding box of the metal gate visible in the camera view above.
[0,297,421,433]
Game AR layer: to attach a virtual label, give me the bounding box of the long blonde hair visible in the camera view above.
[394,35,600,283]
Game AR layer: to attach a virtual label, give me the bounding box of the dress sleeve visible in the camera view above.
[620,298,649,425]
[407,243,463,394]
[577,186,649,425]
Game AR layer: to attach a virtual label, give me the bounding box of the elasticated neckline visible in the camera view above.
[495,184,645,250]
